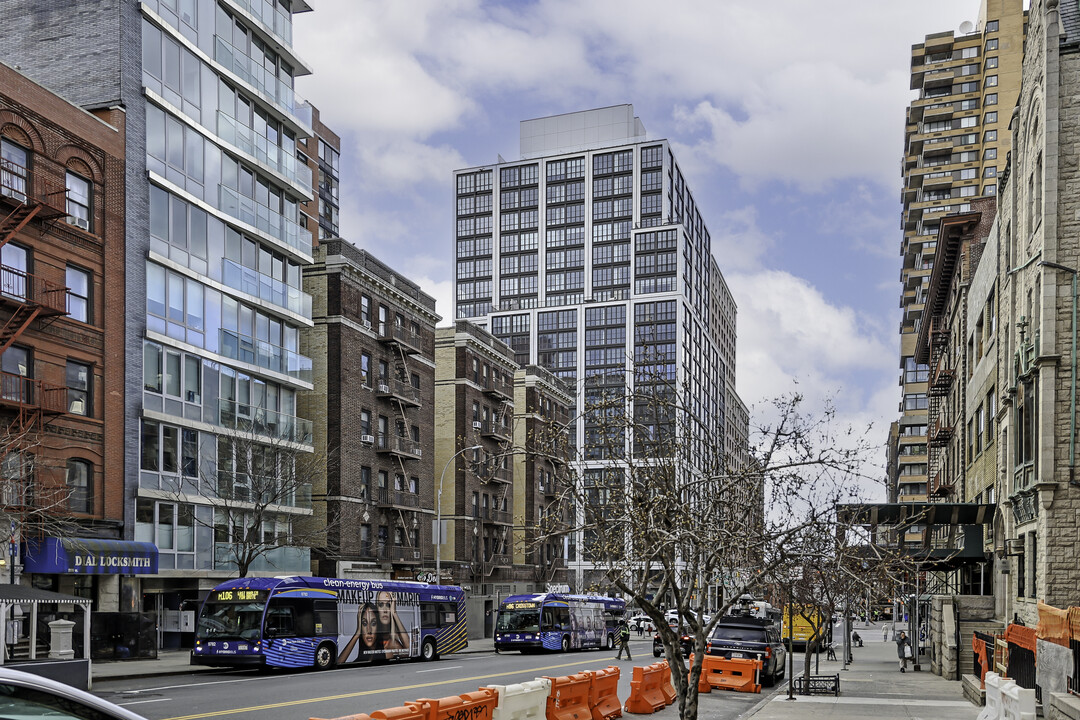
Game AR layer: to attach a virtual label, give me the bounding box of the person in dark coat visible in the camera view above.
[896,630,912,672]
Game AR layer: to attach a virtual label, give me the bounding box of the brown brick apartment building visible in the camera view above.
[0,62,136,610]
[303,239,438,580]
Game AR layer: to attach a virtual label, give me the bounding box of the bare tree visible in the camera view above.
[532,357,883,720]
[161,416,334,578]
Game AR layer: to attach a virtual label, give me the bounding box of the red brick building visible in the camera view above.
[0,62,129,607]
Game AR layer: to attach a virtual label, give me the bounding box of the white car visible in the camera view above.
[628,614,655,631]
[0,667,147,720]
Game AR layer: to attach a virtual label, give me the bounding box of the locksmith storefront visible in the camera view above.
[22,538,159,660]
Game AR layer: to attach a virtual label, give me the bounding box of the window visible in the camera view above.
[984,166,997,178]
[985,94,998,106]
[0,139,28,201]
[986,20,998,32]
[66,361,91,416]
[66,266,90,322]
[984,128,997,141]
[986,57,998,69]
[986,38,998,50]
[67,459,92,514]
[66,172,91,231]
[987,389,996,437]
[985,75,998,87]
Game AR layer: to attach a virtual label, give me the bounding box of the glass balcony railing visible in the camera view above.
[213,36,303,122]
[228,0,294,46]
[216,397,314,445]
[215,543,310,573]
[216,112,312,190]
[215,469,312,509]
[219,185,311,257]
[219,328,313,383]
[222,258,312,318]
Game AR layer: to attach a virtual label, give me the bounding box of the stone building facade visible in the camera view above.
[302,239,438,580]
[993,0,1080,622]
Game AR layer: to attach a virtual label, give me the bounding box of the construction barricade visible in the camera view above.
[688,656,711,694]
[585,666,622,720]
[624,663,668,714]
[652,662,675,706]
[485,679,551,720]
[405,689,500,720]
[999,678,1036,720]
[543,672,593,720]
[700,655,761,694]
[979,672,1003,720]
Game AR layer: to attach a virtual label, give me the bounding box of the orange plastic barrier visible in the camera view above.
[688,655,711,694]
[311,715,372,720]
[411,690,499,720]
[652,662,675,706]
[700,656,761,694]
[544,672,593,720]
[623,664,667,714]
[586,666,622,720]
[372,703,436,720]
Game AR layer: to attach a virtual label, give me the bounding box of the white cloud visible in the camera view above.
[708,206,774,273]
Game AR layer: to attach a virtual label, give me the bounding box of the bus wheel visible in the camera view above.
[314,642,336,670]
[561,635,570,652]
[421,638,439,661]
[607,634,614,650]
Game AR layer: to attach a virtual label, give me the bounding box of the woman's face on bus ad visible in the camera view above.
[361,606,378,648]
[377,591,393,625]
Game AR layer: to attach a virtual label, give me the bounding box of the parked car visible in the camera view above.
[706,615,787,685]
[628,614,654,632]
[653,620,693,657]
[0,667,148,720]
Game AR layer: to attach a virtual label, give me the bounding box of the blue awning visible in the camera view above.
[23,537,158,575]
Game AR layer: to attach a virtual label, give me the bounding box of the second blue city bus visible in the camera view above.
[192,576,466,670]
[494,593,625,653]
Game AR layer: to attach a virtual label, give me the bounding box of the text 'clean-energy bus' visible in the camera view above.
[494,593,625,653]
[192,576,466,670]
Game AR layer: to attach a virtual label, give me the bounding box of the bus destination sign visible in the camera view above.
[212,589,264,602]
[504,602,538,610]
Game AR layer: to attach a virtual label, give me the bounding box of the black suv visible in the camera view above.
[653,620,694,658]
[705,616,786,685]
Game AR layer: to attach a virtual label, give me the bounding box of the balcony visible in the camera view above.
[213,36,302,121]
[221,259,312,318]
[376,433,422,460]
[218,185,311,259]
[389,546,433,564]
[473,506,512,525]
[228,0,294,47]
[477,462,512,485]
[929,366,955,395]
[0,372,68,416]
[375,378,422,408]
[374,487,421,509]
[216,398,314,445]
[215,469,312,510]
[0,265,69,317]
[378,322,425,355]
[214,543,310,573]
[219,328,313,383]
[483,380,513,402]
[216,112,313,191]
[481,421,511,442]
[1,157,68,221]
[929,421,954,447]
[485,553,512,568]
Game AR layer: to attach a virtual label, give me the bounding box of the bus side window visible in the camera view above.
[421,602,439,628]
[555,607,570,631]
[441,602,457,625]
[542,607,555,631]
[267,599,315,637]
[315,600,338,636]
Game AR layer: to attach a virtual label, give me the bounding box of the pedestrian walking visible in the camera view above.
[614,620,632,660]
[896,630,912,672]
[636,620,644,638]
[882,623,889,642]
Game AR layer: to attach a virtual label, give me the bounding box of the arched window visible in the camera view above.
[67,459,92,514]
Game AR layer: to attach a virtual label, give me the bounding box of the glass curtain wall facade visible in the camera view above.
[454,107,731,588]
[136,0,316,585]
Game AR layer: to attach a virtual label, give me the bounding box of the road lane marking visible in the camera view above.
[159,658,621,720]
[416,666,461,673]
[118,699,174,707]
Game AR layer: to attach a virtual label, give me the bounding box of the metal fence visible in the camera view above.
[1007,640,1041,704]
[1069,638,1080,696]
[973,630,995,680]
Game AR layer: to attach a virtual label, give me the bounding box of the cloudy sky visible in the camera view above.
[295,0,984,495]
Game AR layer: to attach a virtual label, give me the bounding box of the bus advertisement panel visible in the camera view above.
[192,576,466,670]
[494,593,625,653]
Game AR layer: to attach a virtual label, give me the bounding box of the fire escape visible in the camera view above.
[927,316,954,498]
[0,154,72,515]
[375,314,426,564]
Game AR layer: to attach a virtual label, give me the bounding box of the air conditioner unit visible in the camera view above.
[1006,538,1024,555]
[361,320,372,330]
[378,383,390,393]
[472,421,483,430]
[68,216,90,231]
[413,551,421,560]
[360,434,375,444]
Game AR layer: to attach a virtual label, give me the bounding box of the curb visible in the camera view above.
[737,679,790,719]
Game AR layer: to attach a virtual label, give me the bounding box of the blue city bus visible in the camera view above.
[494,593,625,653]
[191,576,466,670]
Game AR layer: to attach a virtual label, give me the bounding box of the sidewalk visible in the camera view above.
[90,636,499,681]
[741,627,980,720]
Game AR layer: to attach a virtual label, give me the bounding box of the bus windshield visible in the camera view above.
[195,601,265,641]
[496,608,540,633]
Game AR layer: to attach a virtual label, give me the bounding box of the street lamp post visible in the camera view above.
[436,445,482,581]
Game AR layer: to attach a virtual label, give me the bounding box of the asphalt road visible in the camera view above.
[93,641,775,720]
